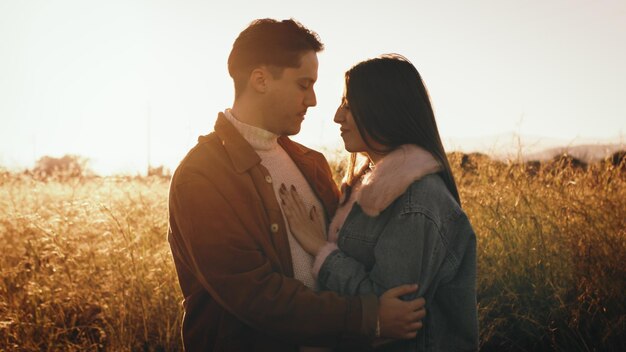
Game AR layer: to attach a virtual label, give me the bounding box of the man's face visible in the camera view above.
[262,51,318,136]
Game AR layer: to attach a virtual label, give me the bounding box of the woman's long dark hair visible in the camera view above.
[344,54,461,205]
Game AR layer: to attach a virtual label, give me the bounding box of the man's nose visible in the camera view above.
[305,88,317,107]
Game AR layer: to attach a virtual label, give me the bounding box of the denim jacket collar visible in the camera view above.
[356,144,441,216]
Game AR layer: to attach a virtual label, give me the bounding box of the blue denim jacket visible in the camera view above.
[318,173,478,351]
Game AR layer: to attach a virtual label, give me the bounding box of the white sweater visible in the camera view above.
[224,109,326,290]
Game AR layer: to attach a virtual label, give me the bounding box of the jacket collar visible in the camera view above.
[213,113,317,177]
[213,113,262,173]
[355,144,442,216]
[213,112,338,216]
[278,136,316,182]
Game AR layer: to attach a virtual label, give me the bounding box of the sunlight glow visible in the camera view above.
[1,0,625,175]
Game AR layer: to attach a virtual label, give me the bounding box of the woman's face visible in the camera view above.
[333,94,385,155]
[333,96,369,153]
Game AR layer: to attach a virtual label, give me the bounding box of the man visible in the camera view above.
[168,18,426,351]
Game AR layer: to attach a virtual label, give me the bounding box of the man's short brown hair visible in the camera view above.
[228,18,323,97]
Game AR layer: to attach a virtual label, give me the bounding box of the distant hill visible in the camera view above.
[444,133,625,162]
[523,144,626,163]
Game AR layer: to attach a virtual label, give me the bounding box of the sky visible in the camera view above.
[1,0,625,175]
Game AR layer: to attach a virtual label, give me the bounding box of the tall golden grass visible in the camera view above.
[0,176,180,351]
[448,153,626,351]
[0,154,624,351]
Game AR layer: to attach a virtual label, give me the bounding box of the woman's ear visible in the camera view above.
[249,67,269,93]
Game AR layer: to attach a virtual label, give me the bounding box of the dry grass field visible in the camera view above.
[1,153,624,351]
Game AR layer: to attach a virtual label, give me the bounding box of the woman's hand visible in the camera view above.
[279,183,327,256]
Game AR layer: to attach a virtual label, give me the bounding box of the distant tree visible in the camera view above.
[524,160,542,177]
[33,154,91,179]
[609,150,626,170]
[462,152,492,171]
[147,165,171,178]
[0,166,10,184]
[546,153,587,172]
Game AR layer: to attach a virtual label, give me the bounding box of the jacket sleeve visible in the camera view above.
[317,209,478,350]
[169,172,377,346]
[318,210,451,300]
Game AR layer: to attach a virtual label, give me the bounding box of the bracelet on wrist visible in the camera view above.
[375,315,381,338]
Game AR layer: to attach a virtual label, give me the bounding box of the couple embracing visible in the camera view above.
[168,18,478,352]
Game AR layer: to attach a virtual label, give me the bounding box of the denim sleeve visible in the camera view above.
[436,216,479,351]
[317,211,448,301]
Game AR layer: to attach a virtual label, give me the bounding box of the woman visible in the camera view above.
[279,55,478,351]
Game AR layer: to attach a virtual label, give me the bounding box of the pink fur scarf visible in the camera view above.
[313,144,441,277]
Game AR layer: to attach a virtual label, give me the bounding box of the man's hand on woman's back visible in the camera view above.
[379,284,426,339]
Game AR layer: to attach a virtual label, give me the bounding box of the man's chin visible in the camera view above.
[281,126,302,136]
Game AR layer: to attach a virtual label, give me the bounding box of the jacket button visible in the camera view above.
[270,223,279,233]
[265,175,272,184]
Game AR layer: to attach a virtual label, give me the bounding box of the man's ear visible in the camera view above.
[249,67,269,93]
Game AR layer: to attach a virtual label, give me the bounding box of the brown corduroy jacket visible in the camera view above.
[168,113,378,351]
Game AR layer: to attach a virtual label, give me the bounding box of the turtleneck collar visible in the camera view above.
[224,109,279,151]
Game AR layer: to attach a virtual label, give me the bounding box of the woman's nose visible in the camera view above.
[333,107,345,123]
